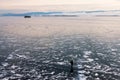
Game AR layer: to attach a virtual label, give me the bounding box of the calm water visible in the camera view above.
[0,17,120,80]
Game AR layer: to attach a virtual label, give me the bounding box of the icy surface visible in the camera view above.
[0,17,120,80]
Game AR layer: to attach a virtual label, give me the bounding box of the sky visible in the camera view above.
[0,0,120,11]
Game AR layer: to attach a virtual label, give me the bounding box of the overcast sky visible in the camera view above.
[0,0,120,11]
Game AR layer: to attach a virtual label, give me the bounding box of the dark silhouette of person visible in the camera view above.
[70,60,73,73]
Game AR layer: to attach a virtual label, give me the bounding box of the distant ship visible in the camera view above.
[24,16,31,18]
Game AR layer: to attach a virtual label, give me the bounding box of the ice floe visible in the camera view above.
[16,54,28,59]
[57,62,66,65]
[2,63,9,67]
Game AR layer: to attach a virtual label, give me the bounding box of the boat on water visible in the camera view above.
[24,16,31,18]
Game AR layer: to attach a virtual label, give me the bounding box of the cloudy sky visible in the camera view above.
[0,0,120,11]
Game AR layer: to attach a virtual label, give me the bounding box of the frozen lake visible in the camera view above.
[0,16,120,80]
